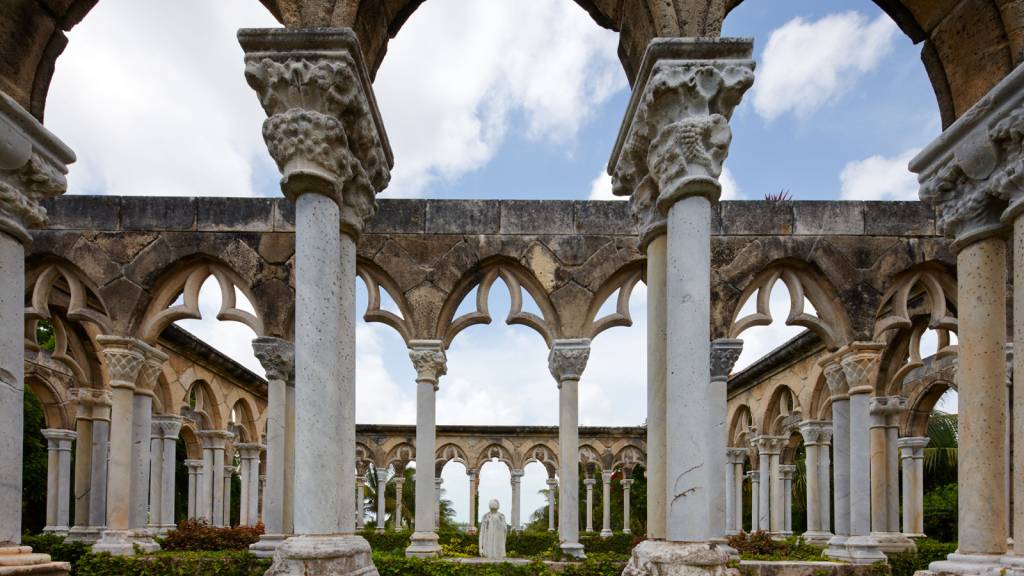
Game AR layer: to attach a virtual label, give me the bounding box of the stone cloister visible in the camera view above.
[3,1,1024,575]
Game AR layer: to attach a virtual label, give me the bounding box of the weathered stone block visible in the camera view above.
[720,202,794,235]
[500,200,573,234]
[793,202,864,235]
[39,196,119,230]
[425,200,499,234]
[575,201,632,235]
[863,202,935,236]
[122,197,196,231]
[371,200,425,234]
[197,198,274,232]
[273,199,295,232]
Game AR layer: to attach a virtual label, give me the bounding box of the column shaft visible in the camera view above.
[89,419,109,530]
[0,233,24,547]
[376,470,388,533]
[724,459,736,535]
[130,394,153,530]
[805,443,821,534]
[264,377,286,533]
[160,437,176,529]
[547,479,557,532]
[73,418,93,534]
[622,480,632,534]
[869,414,888,534]
[148,434,162,528]
[769,453,781,534]
[107,386,136,531]
[584,479,595,533]
[734,462,745,534]
[645,234,667,540]
[413,380,437,540]
[758,451,771,531]
[601,471,613,537]
[511,472,523,531]
[394,479,404,530]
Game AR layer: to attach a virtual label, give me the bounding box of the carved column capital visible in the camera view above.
[408,340,446,388]
[235,442,263,460]
[745,470,759,483]
[726,447,749,464]
[897,436,929,459]
[778,464,797,480]
[41,428,77,450]
[184,460,203,473]
[839,343,884,396]
[197,429,234,450]
[151,415,183,440]
[710,338,743,382]
[798,420,833,446]
[96,336,148,391]
[911,64,1024,249]
[609,38,754,216]
[510,469,524,483]
[252,336,295,384]
[752,435,786,456]
[239,28,393,239]
[135,344,168,397]
[0,92,75,243]
[68,387,112,421]
[548,338,591,385]
[821,357,849,401]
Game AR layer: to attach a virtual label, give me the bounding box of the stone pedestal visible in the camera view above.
[0,547,71,576]
[265,535,376,576]
[623,541,738,576]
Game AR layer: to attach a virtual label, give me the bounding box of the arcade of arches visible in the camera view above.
[2,1,1024,576]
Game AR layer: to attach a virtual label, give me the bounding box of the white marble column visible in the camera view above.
[237,443,262,526]
[549,339,589,557]
[434,478,443,528]
[197,430,232,526]
[822,358,851,560]
[466,470,478,535]
[710,340,743,545]
[394,477,405,531]
[240,27,392,575]
[725,448,747,536]
[643,229,667,541]
[778,465,796,536]
[546,478,558,532]
[769,449,783,535]
[600,470,613,538]
[250,337,294,556]
[752,436,783,533]
[869,396,914,553]
[223,465,235,527]
[149,416,182,534]
[375,468,389,533]
[748,471,760,533]
[185,460,202,520]
[407,341,446,556]
[93,337,146,556]
[622,479,633,534]
[42,429,77,535]
[897,437,929,538]
[799,421,834,545]
[912,75,1014,574]
[354,471,366,530]
[842,345,887,564]
[0,88,75,573]
[68,387,110,542]
[584,477,596,533]
[129,348,166,551]
[510,470,524,531]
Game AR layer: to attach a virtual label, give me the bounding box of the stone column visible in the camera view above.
[406,341,446,556]
[768,445,783,535]
[0,89,74,573]
[250,337,294,556]
[584,477,596,533]
[394,477,405,531]
[375,468,389,533]
[240,26,392,575]
[128,347,166,551]
[799,421,834,545]
[434,478,443,528]
[354,472,366,530]
[611,40,753,573]
[778,465,796,536]
[149,416,182,534]
[223,466,235,527]
[600,470,613,538]
[546,478,558,532]
[41,429,76,535]
[185,460,202,520]
[710,340,743,545]
[841,345,887,564]
[93,337,146,556]
[912,77,1015,573]
[725,448,747,536]
[622,479,633,534]
[197,430,232,525]
[747,471,760,533]
[897,437,929,538]
[752,436,783,533]
[822,358,851,560]
[237,443,262,526]
[466,470,478,535]
[85,399,112,540]
[869,396,914,553]
[510,470,524,531]
[549,338,590,557]
[68,387,110,542]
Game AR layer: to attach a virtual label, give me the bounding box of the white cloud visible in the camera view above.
[588,166,739,201]
[46,0,279,197]
[753,11,897,121]
[374,0,626,197]
[839,148,921,200]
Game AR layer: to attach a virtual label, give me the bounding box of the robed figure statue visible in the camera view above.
[478,499,507,558]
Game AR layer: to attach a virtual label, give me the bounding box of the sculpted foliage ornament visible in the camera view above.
[548,339,591,383]
[709,339,743,381]
[252,337,295,383]
[409,340,446,385]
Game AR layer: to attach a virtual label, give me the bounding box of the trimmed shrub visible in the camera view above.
[161,520,264,551]
[74,551,270,576]
[372,553,624,575]
[921,485,957,543]
[888,539,957,576]
[21,534,90,572]
[727,532,823,561]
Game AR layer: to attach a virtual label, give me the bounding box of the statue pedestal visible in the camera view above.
[622,541,738,576]
[265,535,377,576]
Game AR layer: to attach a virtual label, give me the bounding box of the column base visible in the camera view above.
[802,531,834,547]
[66,527,101,544]
[92,530,137,556]
[467,527,478,536]
[925,552,1006,576]
[871,531,916,554]
[600,529,613,538]
[131,529,161,553]
[0,546,70,576]
[1001,553,1024,576]
[825,535,850,562]
[266,534,377,576]
[405,532,441,558]
[845,535,887,565]
[710,538,739,561]
[560,542,586,559]
[251,533,290,558]
[41,527,68,537]
[625,529,632,535]
[622,540,738,576]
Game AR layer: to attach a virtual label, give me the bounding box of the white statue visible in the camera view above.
[478,499,507,559]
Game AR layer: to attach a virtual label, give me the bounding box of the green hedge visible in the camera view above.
[21,533,91,571]
[74,551,270,576]
[888,539,957,576]
[361,529,633,560]
[373,553,624,575]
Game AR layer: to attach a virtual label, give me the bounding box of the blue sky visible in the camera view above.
[45,0,953,525]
